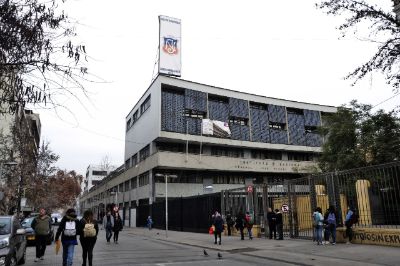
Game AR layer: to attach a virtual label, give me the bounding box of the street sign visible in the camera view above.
[247,185,253,193]
[281,204,289,213]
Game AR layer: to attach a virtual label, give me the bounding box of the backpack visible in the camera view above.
[313,213,321,226]
[327,212,336,224]
[351,212,359,225]
[83,222,96,238]
[64,221,76,236]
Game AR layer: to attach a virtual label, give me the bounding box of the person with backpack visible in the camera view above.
[102,211,114,243]
[55,208,80,266]
[324,205,337,245]
[79,210,98,266]
[113,212,123,243]
[212,211,224,245]
[345,206,358,244]
[313,207,324,245]
[245,211,254,240]
[31,208,52,262]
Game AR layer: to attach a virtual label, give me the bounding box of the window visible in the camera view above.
[139,172,149,187]
[92,170,107,176]
[305,126,318,133]
[131,154,138,166]
[132,110,138,124]
[139,145,150,161]
[251,150,282,160]
[126,118,132,131]
[229,117,248,126]
[125,158,131,169]
[118,183,123,192]
[269,122,286,130]
[211,147,244,158]
[124,181,130,192]
[131,177,137,189]
[140,95,151,114]
[288,152,313,161]
[184,109,206,119]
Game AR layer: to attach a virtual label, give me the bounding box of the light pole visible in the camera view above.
[155,173,177,238]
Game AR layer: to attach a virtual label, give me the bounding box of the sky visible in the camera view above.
[33,0,400,176]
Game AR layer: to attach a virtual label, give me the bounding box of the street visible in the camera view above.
[24,228,295,266]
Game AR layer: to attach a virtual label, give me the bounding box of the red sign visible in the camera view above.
[247,185,253,193]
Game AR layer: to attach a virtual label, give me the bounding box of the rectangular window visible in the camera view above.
[118,183,123,192]
[124,181,130,192]
[92,170,107,176]
[126,118,132,131]
[139,145,150,161]
[132,110,138,125]
[184,109,206,119]
[125,158,131,169]
[131,154,138,166]
[288,152,313,161]
[131,177,137,189]
[140,95,151,115]
[139,172,149,187]
[269,122,286,130]
[229,117,248,126]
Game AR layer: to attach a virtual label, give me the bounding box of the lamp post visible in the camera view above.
[155,173,177,238]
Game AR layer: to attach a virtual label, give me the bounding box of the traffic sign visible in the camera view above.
[281,204,289,213]
[247,185,253,193]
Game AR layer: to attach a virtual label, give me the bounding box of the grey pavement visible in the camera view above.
[23,227,400,266]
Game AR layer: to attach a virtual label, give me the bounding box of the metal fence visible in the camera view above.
[221,162,400,239]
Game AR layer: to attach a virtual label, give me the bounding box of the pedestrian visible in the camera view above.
[55,208,80,266]
[245,211,254,240]
[102,211,114,243]
[345,206,358,244]
[225,212,234,236]
[235,211,245,240]
[79,210,99,266]
[275,209,283,240]
[212,211,223,245]
[147,216,153,230]
[313,207,324,245]
[324,205,337,245]
[266,208,277,240]
[31,208,52,262]
[113,212,123,243]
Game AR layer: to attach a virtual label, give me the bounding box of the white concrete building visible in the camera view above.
[79,75,337,219]
[81,164,116,194]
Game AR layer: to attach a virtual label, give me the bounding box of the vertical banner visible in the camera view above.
[159,15,181,76]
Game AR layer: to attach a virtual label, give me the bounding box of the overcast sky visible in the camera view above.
[34,0,399,176]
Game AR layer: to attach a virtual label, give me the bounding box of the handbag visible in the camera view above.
[209,225,215,234]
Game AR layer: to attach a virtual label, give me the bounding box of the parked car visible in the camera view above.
[21,217,54,246]
[0,215,27,266]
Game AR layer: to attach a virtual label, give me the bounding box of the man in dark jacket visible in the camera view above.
[31,208,51,262]
[266,208,277,239]
[275,209,283,240]
[235,211,245,240]
[226,212,233,236]
[212,211,224,245]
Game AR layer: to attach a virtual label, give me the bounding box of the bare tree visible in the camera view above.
[0,0,92,115]
[318,0,400,92]
[99,155,113,172]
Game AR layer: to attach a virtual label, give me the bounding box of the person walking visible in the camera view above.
[146,216,153,230]
[225,212,233,236]
[79,210,98,266]
[313,207,324,245]
[245,211,254,240]
[266,208,277,240]
[113,212,123,243]
[31,208,52,262]
[102,211,114,243]
[212,211,223,245]
[324,205,338,245]
[235,211,245,240]
[275,209,283,240]
[55,208,80,266]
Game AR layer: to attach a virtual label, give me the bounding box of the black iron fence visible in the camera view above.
[137,192,221,233]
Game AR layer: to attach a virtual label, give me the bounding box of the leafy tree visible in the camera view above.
[0,0,89,115]
[318,0,400,91]
[319,100,400,171]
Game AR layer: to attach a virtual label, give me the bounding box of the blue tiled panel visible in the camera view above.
[185,89,207,112]
[268,105,286,124]
[161,91,185,133]
[288,113,306,146]
[306,132,323,147]
[186,117,202,135]
[229,97,249,118]
[269,129,288,144]
[250,108,270,143]
[304,109,321,126]
[208,101,229,122]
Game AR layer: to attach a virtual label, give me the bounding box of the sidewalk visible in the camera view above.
[126,227,400,266]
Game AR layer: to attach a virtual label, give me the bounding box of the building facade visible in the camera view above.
[80,75,337,221]
[81,164,116,194]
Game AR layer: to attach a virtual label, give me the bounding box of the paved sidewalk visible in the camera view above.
[126,227,400,266]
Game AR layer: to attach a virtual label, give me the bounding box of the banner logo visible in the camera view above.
[162,37,178,55]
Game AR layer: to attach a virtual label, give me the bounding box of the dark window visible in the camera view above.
[211,146,244,158]
[184,109,206,118]
[288,152,313,161]
[131,177,137,189]
[139,172,149,187]
[119,183,123,192]
[131,154,138,166]
[251,150,282,160]
[92,170,107,176]
[124,181,130,192]
[126,118,132,131]
[140,95,151,115]
[269,122,286,130]
[229,117,248,126]
[125,158,131,169]
[305,126,318,133]
[132,110,138,125]
[139,145,150,161]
